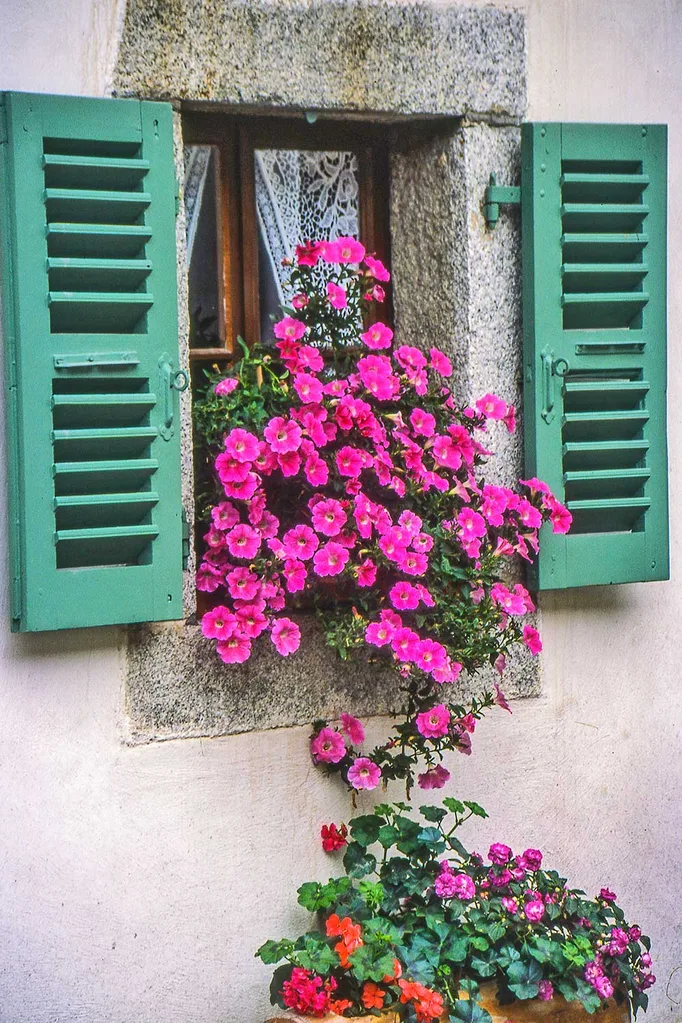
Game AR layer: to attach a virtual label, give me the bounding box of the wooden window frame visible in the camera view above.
[182,111,392,365]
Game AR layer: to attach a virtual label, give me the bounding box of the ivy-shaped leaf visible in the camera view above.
[506,958,543,999]
[343,842,377,879]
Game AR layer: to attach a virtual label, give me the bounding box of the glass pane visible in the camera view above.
[254,149,360,339]
[183,144,222,347]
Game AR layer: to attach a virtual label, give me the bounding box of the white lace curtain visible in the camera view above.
[183,145,360,303]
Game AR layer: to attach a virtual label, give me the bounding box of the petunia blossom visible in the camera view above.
[415,704,450,739]
[347,757,381,790]
[271,617,301,656]
[310,726,346,763]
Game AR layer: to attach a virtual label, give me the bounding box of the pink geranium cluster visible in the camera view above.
[194,238,571,787]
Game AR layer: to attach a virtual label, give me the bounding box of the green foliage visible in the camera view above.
[257,800,655,1021]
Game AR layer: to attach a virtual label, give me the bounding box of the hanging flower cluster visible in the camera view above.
[192,238,571,789]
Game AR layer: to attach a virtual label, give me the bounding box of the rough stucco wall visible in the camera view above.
[0,3,681,1023]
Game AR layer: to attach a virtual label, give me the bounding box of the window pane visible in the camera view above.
[184,144,222,347]
[254,149,360,338]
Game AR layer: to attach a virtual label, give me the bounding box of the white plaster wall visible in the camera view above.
[0,2,682,1022]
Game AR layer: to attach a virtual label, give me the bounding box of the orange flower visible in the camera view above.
[329,998,353,1014]
[361,983,386,1010]
[334,940,351,968]
[415,989,444,1021]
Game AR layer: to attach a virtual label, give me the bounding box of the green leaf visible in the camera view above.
[443,797,466,816]
[486,922,506,943]
[349,814,382,848]
[378,825,400,849]
[420,805,448,824]
[463,801,489,818]
[343,841,377,878]
[506,959,543,999]
[449,998,492,1023]
[256,938,294,964]
[469,937,490,952]
[443,937,469,963]
[269,964,292,1008]
[470,956,497,978]
[496,945,520,970]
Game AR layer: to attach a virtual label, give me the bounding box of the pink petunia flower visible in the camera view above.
[409,408,436,437]
[273,316,307,341]
[283,559,307,592]
[215,452,251,484]
[226,566,261,601]
[214,377,239,396]
[311,498,347,537]
[340,713,365,745]
[417,765,451,790]
[547,497,572,534]
[291,292,309,310]
[304,453,329,486]
[310,727,346,763]
[364,254,390,281]
[294,373,324,405]
[216,634,252,664]
[282,524,319,561]
[389,581,421,611]
[211,501,240,530]
[357,354,400,401]
[224,427,260,463]
[429,348,453,377]
[334,236,366,264]
[347,756,381,790]
[365,619,395,647]
[503,404,516,433]
[494,683,512,713]
[356,558,377,587]
[361,322,393,350]
[414,639,448,674]
[271,617,301,656]
[326,281,348,309]
[476,393,507,419]
[523,625,543,655]
[277,450,302,477]
[201,606,236,641]
[313,542,349,577]
[416,704,450,739]
[391,627,420,661]
[335,446,365,478]
[264,416,303,453]
[226,523,261,560]
[295,241,323,266]
[235,602,268,638]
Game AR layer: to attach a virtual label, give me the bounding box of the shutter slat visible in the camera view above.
[0,91,183,630]
[522,122,668,587]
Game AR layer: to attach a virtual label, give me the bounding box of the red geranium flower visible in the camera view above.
[320,822,348,852]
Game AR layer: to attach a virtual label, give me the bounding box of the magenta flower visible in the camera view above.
[235,603,268,638]
[356,558,377,587]
[311,498,347,537]
[524,899,545,922]
[294,373,324,405]
[364,254,390,281]
[347,756,381,790]
[283,559,307,593]
[201,606,236,641]
[264,416,303,453]
[274,316,307,341]
[224,427,260,463]
[548,497,572,534]
[599,888,617,902]
[211,501,240,530]
[277,450,301,477]
[416,704,450,739]
[476,393,507,419]
[389,581,421,611]
[271,617,301,656]
[326,281,348,309]
[451,873,476,900]
[291,292,309,309]
[409,408,436,437]
[501,896,518,914]
[214,377,239,396]
[334,236,366,264]
[457,508,487,539]
[215,452,251,484]
[365,619,395,647]
[401,551,429,577]
[414,639,448,674]
[429,348,453,377]
[519,848,543,871]
[226,566,261,601]
[340,713,365,745]
[357,354,400,401]
[391,627,420,661]
[313,542,349,577]
[216,634,252,664]
[304,453,329,486]
[295,241,323,266]
[310,727,346,764]
[226,523,261,560]
[282,524,319,561]
[523,625,543,655]
[488,843,512,865]
[417,765,451,790]
[335,446,365,478]
[494,684,512,713]
[595,976,614,1000]
[538,981,554,1001]
[297,344,324,372]
[361,322,393,350]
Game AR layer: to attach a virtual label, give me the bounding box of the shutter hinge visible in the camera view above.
[174,177,181,217]
[181,506,191,570]
[483,173,521,229]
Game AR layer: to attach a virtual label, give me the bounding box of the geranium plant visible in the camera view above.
[257,800,655,1020]
[192,238,571,790]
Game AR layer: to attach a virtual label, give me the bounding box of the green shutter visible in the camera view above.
[522,123,668,589]
[0,91,184,631]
